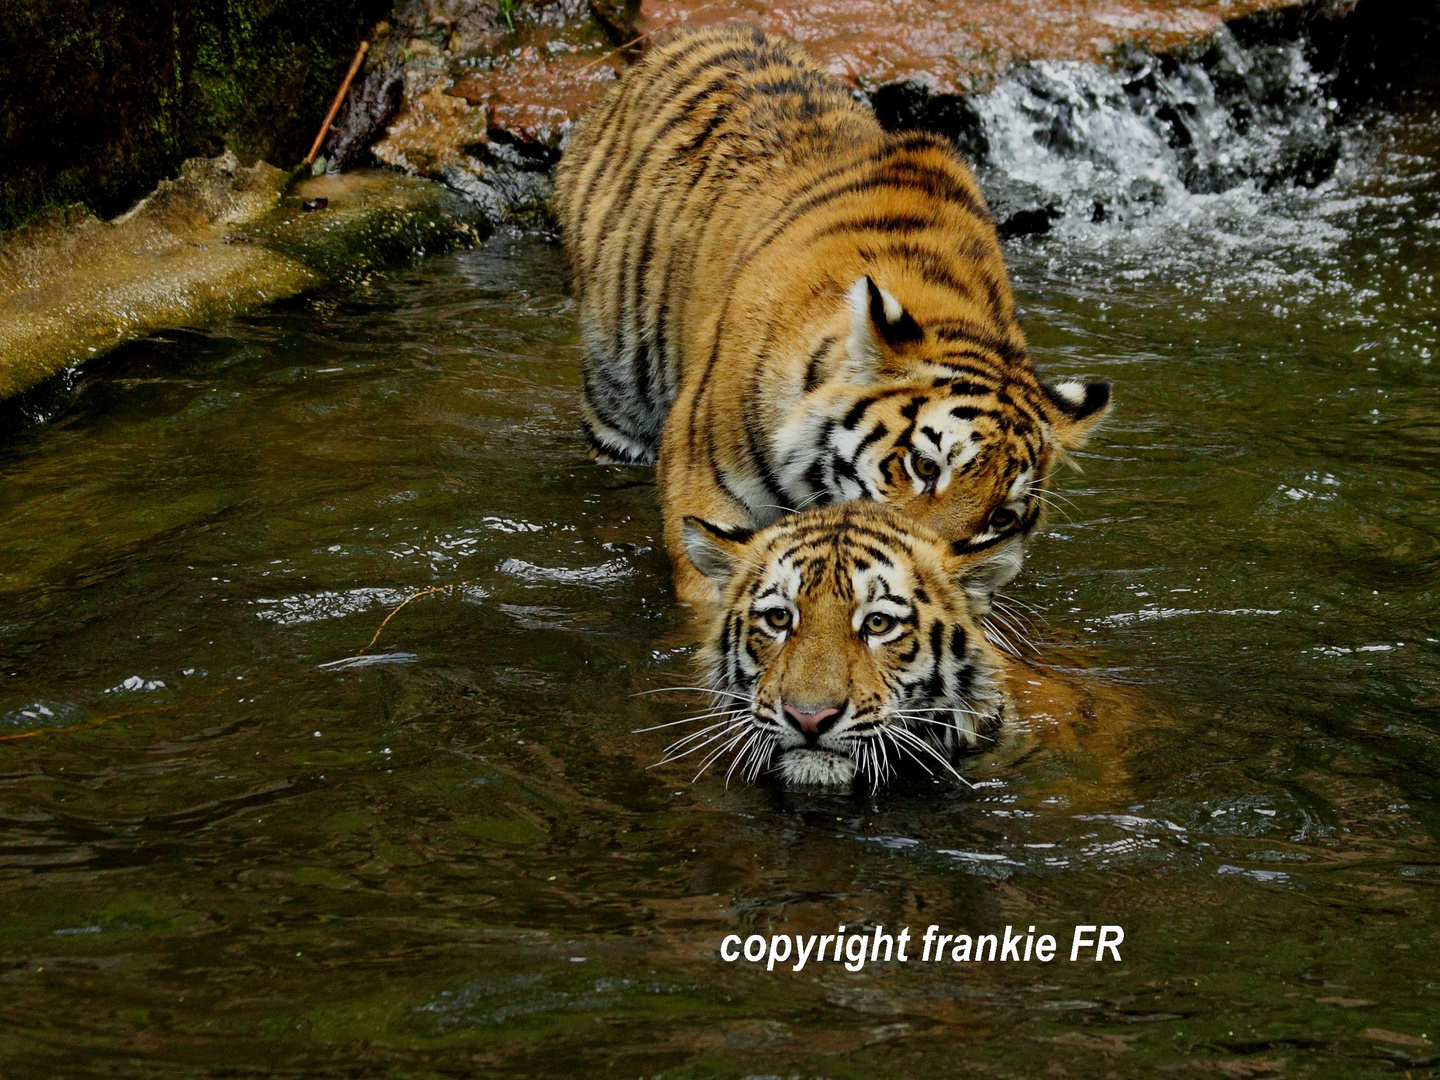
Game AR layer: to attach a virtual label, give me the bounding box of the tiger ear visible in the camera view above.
[682,517,755,587]
[944,539,1026,617]
[1041,380,1112,449]
[841,275,923,382]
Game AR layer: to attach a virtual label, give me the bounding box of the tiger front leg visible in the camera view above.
[657,416,756,607]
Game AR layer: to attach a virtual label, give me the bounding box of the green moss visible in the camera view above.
[0,0,390,232]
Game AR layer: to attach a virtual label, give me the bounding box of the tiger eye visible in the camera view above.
[911,452,941,481]
[762,608,793,631]
[989,507,1021,532]
[863,611,896,636]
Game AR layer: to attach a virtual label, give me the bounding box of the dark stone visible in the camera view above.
[588,0,640,46]
[996,207,1058,240]
[1265,131,1341,190]
[324,63,405,172]
[481,130,561,172]
[977,173,1061,239]
[1308,0,1440,105]
[871,81,989,165]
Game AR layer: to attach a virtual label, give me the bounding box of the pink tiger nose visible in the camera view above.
[784,704,841,734]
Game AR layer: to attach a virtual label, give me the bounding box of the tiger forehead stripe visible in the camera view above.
[772,520,918,556]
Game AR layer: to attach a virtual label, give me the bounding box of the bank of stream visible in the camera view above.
[1,11,1438,1079]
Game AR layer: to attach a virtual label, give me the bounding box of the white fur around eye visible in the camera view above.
[1007,467,1033,501]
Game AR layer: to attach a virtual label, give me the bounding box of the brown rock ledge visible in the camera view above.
[635,0,1316,94]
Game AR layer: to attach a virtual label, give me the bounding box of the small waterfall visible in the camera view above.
[970,26,1341,235]
[874,23,1344,241]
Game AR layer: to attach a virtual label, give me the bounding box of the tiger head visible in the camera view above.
[679,501,1005,791]
[776,276,1111,609]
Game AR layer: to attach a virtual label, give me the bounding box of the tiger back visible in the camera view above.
[554,26,1111,605]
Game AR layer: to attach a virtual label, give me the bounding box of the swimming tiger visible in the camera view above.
[554,25,1111,606]
[675,501,1006,791]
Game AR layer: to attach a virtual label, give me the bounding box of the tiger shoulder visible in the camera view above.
[555,26,1110,605]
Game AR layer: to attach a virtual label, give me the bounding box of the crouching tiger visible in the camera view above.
[555,25,1111,606]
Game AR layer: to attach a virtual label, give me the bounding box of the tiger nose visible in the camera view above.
[784,703,842,734]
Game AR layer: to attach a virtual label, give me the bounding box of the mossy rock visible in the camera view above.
[0,155,488,400]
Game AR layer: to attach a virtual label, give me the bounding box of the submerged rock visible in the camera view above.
[0,153,486,400]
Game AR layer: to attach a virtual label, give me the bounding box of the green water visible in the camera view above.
[2,95,1438,1077]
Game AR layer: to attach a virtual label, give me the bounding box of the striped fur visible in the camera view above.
[679,502,1005,791]
[555,26,1110,605]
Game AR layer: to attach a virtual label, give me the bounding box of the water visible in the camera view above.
[969,24,1343,232]
[3,57,1439,1080]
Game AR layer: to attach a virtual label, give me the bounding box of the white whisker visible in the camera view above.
[725,731,761,786]
[884,725,934,777]
[744,734,774,783]
[632,706,747,733]
[658,718,749,763]
[634,686,752,703]
[692,728,750,783]
[661,717,747,754]
[888,724,975,787]
[896,712,997,745]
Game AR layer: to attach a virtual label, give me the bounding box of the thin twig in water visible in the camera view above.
[358,585,454,655]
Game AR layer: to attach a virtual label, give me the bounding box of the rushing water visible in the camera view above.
[3,51,1439,1080]
[968,23,1344,233]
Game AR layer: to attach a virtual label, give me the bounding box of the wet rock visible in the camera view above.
[439,161,556,228]
[1310,0,1440,104]
[995,206,1062,241]
[324,63,407,172]
[371,82,492,176]
[950,9,1360,233]
[1268,128,1341,190]
[115,153,291,231]
[870,82,988,164]
[259,170,489,276]
[366,2,621,224]
[468,49,621,155]
[589,0,642,44]
[348,0,1337,232]
[635,0,1311,95]
[981,177,1063,240]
